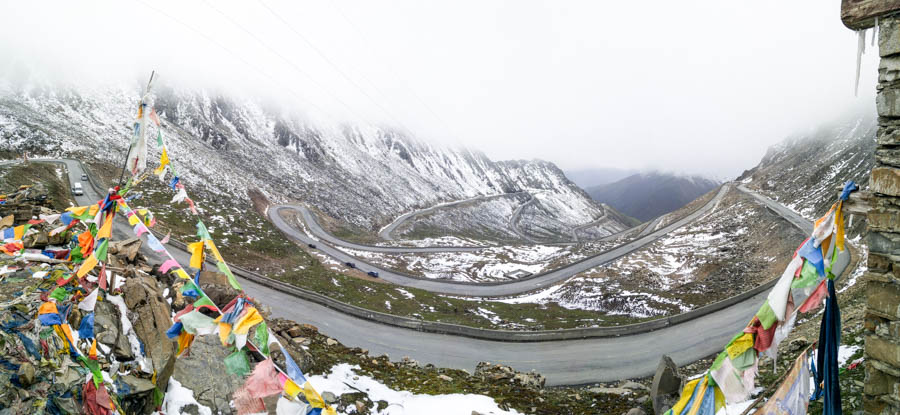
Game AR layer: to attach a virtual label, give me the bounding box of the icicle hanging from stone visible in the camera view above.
[873,17,879,47]
[856,29,867,97]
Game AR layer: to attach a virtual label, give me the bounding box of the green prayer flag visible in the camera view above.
[179,310,217,335]
[193,296,216,309]
[196,221,211,241]
[78,355,103,387]
[94,239,109,262]
[50,287,68,302]
[255,322,269,356]
[216,261,242,291]
[731,348,757,370]
[224,349,251,376]
[156,130,164,147]
[181,280,198,294]
[791,261,819,290]
[755,300,777,330]
[69,246,83,263]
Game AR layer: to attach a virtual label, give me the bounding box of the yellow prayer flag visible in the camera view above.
[302,381,326,408]
[670,378,701,415]
[173,268,191,279]
[725,333,754,360]
[96,216,113,239]
[835,201,846,251]
[13,225,25,240]
[66,206,88,216]
[218,323,233,347]
[128,214,140,226]
[685,378,709,415]
[89,338,98,360]
[188,241,204,269]
[283,379,302,398]
[159,148,169,166]
[205,240,225,263]
[233,307,263,335]
[77,254,99,278]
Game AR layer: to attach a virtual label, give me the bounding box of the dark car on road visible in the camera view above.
[367,271,379,278]
[308,243,317,249]
[345,262,356,269]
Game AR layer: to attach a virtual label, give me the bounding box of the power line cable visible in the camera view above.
[199,0,380,127]
[259,0,421,139]
[132,0,343,125]
[326,0,463,142]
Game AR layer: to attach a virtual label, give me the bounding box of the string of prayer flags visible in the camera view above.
[751,351,810,415]
[114,113,341,413]
[664,179,858,415]
[125,101,149,178]
[664,376,725,415]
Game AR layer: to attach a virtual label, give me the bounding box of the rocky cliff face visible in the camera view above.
[737,112,875,233]
[0,81,628,237]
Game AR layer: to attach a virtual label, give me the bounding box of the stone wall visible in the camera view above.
[864,15,900,415]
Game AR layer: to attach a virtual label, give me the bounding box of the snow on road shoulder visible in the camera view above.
[309,363,522,415]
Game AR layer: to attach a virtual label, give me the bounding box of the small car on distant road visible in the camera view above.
[345,262,356,269]
[367,271,379,278]
[308,243,317,249]
[81,174,88,181]
[72,182,84,196]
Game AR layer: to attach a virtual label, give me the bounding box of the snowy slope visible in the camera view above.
[0,80,629,235]
[738,112,875,234]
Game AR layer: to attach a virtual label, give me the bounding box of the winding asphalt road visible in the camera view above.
[6,159,817,385]
[271,184,732,296]
[378,192,527,241]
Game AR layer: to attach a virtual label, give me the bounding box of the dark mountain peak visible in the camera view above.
[586,172,720,222]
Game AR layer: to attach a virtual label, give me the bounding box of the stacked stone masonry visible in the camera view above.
[866,15,900,415]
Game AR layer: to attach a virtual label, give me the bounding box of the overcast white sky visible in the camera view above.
[0,0,880,179]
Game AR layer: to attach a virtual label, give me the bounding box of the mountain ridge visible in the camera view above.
[585,171,720,222]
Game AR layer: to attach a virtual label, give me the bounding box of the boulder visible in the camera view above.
[110,237,142,263]
[589,387,631,396]
[788,337,809,353]
[626,408,647,415]
[116,374,157,414]
[272,333,315,373]
[174,334,247,413]
[23,232,49,249]
[620,381,650,392]
[650,355,683,415]
[94,300,130,360]
[475,362,545,389]
[123,273,176,390]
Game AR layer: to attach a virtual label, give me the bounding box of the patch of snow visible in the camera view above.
[157,377,213,415]
[395,288,415,299]
[308,363,522,415]
[106,294,152,373]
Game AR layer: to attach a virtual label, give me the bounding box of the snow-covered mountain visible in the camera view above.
[586,172,720,222]
[0,80,628,236]
[737,112,875,231]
